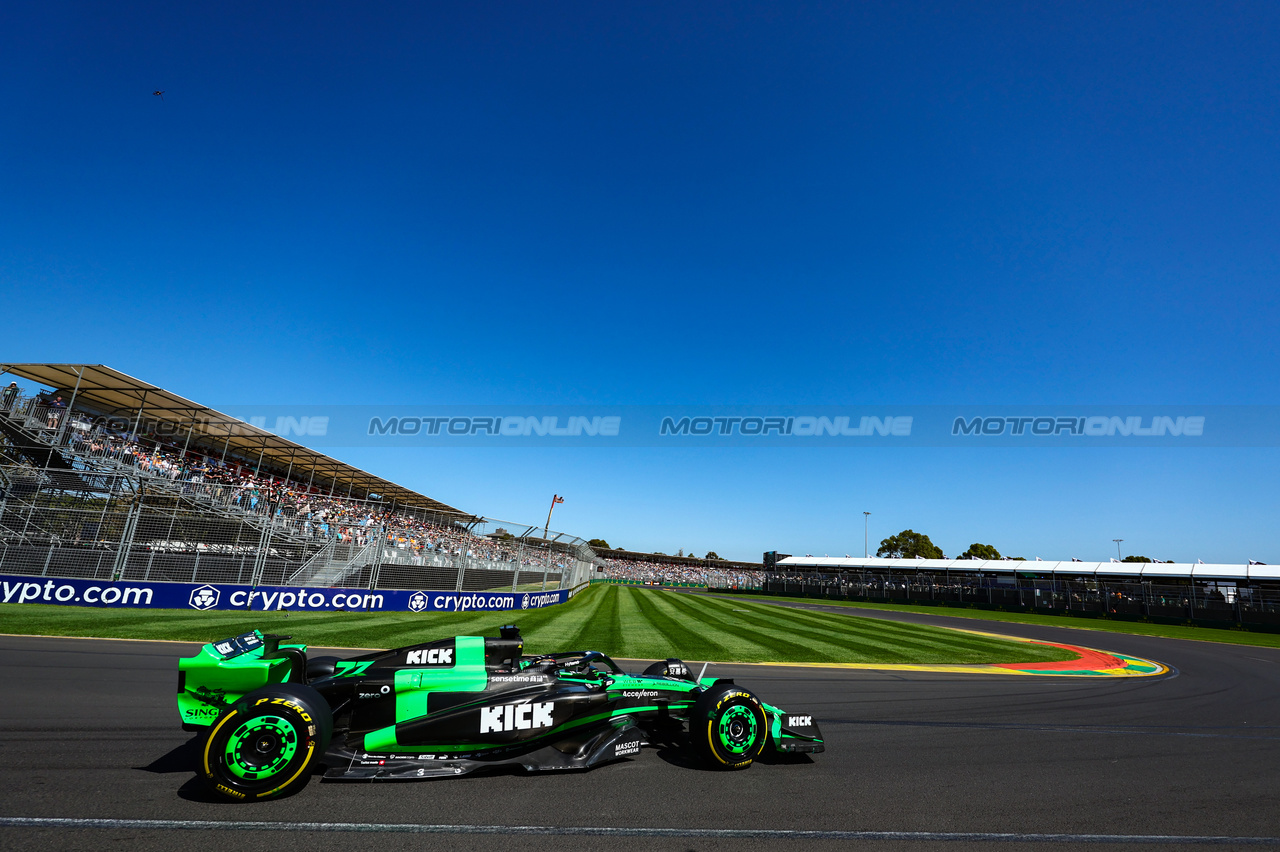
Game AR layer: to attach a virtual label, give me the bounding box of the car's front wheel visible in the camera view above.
[690,683,768,769]
[201,684,332,801]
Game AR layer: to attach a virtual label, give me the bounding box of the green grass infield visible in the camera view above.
[710,592,1280,650]
[0,584,1076,665]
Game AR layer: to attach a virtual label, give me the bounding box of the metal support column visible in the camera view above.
[454,550,467,593]
[55,365,85,446]
[367,524,386,593]
[129,391,148,441]
[110,488,144,582]
[250,520,274,587]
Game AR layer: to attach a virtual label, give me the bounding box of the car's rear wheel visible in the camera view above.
[691,684,767,769]
[201,684,332,801]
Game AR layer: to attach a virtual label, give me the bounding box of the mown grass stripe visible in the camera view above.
[612,586,687,661]
[514,592,597,652]
[646,590,793,660]
[655,590,848,662]
[686,593,1074,664]
[661,590,924,662]
[566,584,622,652]
[613,587,669,656]
[0,586,1075,665]
[624,586,735,662]
[660,593,869,662]
[703,594,961,648]
[544,584,611,652]
[674,591,1069,664]
[690,594,951,663]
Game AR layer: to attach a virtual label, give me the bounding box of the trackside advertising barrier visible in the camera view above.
[0,574,584,613]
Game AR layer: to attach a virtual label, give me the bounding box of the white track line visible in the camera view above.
[1,817,1278,844]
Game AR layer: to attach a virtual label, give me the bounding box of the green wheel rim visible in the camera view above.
[717,705,759,755]
[224,715,299,781]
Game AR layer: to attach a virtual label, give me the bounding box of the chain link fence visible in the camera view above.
[0,462,595,595]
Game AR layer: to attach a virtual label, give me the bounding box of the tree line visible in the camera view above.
[588,531,1162,565]
[875,530,1159,562]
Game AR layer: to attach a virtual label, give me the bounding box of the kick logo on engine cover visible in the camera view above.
[404,647,453,665]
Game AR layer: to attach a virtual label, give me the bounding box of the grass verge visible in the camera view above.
[715,593,1280,650]
[0,585,1076,665]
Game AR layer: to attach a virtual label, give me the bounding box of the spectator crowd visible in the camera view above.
[4,393,758,583]
[599,556,764,588]
[6,411,578,571]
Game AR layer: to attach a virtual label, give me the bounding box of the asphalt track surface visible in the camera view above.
[3,604,1280,852]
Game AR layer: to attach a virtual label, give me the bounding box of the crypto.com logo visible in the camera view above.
[188,585,220,610]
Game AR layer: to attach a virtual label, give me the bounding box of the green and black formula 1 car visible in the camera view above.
[177,625,824,801]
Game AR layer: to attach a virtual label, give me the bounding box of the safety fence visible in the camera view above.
[0,463,596,597]
[749,573,1280,631]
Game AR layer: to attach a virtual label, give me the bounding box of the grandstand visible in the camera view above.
[595,547,764,589]
[757,554,1280,629]
[0,363,595,594]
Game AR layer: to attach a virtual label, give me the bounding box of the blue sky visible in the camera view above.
[2,2,1278,562]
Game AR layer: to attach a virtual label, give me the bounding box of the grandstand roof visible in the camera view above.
[0,363,467,517]
[775,556,1280,582]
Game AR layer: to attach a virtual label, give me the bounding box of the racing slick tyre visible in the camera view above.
[691,683,768,770]
[201,684,333,801]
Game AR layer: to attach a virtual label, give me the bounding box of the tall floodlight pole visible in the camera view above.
[864,512,871,558]
[1113,539,1124,561]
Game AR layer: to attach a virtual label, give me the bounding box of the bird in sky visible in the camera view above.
[152,90,165,100]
